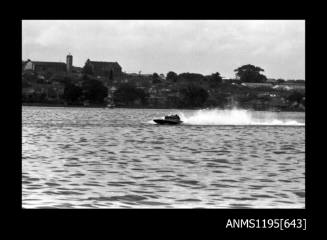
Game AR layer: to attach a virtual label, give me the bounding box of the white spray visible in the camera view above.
[178,109,304,126]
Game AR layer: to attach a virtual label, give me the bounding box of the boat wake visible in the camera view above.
[178,109,305,126]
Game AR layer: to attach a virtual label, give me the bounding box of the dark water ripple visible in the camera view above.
[22,107,305,208]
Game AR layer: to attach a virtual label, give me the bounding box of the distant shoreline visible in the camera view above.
[22,102,305,112]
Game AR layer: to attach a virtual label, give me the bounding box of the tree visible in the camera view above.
[178,73,205,83]
[81,79,107,104]
[113,83,148,105]
[287,91,304,104]
[22,80,31,88]
[234,64,267,83]
[179,84,208,107]
[166,71,178,82]
[82,59,94,75]
[22,71,37,82]
[206,72,223,87]
[63,82,82,104]
[152,73,161,84]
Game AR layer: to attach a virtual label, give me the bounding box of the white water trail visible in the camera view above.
[178,109,304,126]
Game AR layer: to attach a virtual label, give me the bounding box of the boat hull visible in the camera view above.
[153,119,183,125]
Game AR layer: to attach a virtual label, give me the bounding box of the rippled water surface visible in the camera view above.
[22,107,305,208]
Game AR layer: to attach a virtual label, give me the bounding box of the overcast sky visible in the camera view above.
[22,20,305,79]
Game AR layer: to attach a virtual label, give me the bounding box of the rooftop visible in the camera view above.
[88,61,121,69]
[31,61,66,66]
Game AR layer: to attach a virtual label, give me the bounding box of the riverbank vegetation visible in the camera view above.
[22,64,305,111]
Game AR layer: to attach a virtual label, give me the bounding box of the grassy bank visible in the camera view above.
[22,102,305,112]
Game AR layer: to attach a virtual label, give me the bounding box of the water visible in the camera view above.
[22,106,305,208]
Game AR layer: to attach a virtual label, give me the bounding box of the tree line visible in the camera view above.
[63,75,107,104]
[23,63,305,110]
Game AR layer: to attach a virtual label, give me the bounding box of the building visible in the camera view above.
[241,82,273,88]
[266,79,277,84]
[123,73,153,87]
[23,54,73,74]
[24,60,66,73]
[84,59,123,82]
[66,54,73,73]
[279,82,305,91]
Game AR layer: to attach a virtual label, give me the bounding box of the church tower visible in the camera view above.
[66,53,73,73]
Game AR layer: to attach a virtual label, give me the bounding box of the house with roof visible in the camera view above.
[24,60,66,73]
[84,59,123,83]
[23,54,73,74]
